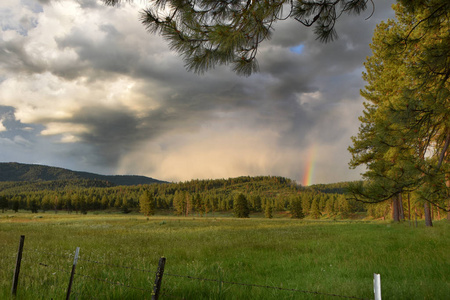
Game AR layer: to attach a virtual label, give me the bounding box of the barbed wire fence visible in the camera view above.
[8,235,382,299]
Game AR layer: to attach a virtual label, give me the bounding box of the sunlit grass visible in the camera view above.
[1,212,449,299]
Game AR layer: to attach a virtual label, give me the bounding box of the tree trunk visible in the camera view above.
[392,195,400,222]
[442,136,450,220]
[407,193,411,223]
[447,199,450,221]
[398,193,404,220]
[424,201,433,227]
[446,176,450,221]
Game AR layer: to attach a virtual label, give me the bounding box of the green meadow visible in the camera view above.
[1,212,449,299]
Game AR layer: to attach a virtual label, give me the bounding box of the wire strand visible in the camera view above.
[164,272,370,300]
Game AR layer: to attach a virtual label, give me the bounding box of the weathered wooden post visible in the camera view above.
[373,273,381,300]
[152,257,166,300]
[66,247,80,300]
[11,235,25,297]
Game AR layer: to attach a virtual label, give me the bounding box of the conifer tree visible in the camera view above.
[12,198,19,212]
[301,193,311,216]
[324,197,334,216]
[348,2,450,226]
[234,193,250,218]
[101,195,109,209]
[253,195,262,212]
[79,195,88,214]
[310,198,321,219]
[194,193,205,216]
[172,190,185,216]
[290,197,304,219]
[139,191,155,216]
[265,204,273,219]
[0,196,8,213]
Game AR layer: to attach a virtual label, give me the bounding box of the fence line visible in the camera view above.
[18,270,68,300]
[36,258,154,295]
[28,247,157,274]
[74,272,153,293]
[11,236,380,300]
[37,262,71,274]
[70,289,111,300]
[159,290,185,299]
[163,272,370,300]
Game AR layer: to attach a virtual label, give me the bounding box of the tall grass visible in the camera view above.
[1,212,449,299]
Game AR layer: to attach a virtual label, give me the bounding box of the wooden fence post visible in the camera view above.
[373,273,381,300]
[152,257,166,300]
[11,235,25,297]
[66,247,80,300]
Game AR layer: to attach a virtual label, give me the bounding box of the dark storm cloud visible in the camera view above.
[61,25,136,72]
[252,1,395,146]
[68,105,142,166]
[0,0,396,181]
[62,96,223,168]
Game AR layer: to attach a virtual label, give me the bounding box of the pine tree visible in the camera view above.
[0,196,8,213]
[348,3,450,226]
[234,194,250,218]
[310,198,321,219]
[265,204,273,219]
[173,190,186,216]
[139,191,155,216]
[194,193,205,216]
[101,195,109,209]
[290,197,304,219]
[301,193,311,216]
[253,195,262,212]
[12,198,19,212]
[324,197,334,216]
[79,195,88,215]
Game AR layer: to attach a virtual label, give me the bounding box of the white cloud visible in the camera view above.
[40,122,88,138]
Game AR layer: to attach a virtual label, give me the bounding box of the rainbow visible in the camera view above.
[302,146,316,186]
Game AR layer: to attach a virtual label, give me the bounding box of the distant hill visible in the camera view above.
[0,162,167,186]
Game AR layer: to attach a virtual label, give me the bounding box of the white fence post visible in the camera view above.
[373,273,381,300]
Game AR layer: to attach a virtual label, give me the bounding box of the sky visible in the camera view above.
[0,0,395,184]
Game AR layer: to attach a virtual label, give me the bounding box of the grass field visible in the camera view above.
[1,212,449,299]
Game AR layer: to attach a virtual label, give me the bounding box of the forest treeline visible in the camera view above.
[0,176,444,221]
